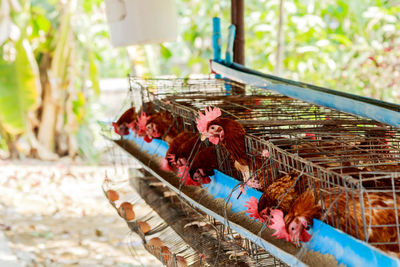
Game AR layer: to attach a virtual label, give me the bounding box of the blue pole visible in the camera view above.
[225,24,236,65]
[212,17,222,62]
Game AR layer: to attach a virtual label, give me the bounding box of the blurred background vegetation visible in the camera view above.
[0,0,399,161]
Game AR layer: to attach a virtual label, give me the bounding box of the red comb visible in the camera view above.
[244,196,265,223]
[137,112,150,134]
[196,106,221,133]
[268,209,290,241]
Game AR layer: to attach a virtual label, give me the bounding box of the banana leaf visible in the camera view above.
[0,39,40,135]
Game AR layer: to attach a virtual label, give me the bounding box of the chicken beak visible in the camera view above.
[200,133,208,141]
[293,237,300,247]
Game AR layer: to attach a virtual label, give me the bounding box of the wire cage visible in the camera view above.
[102,132,291,266]
[124,76,400,257]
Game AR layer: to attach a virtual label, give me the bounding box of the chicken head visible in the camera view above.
[201,124,224,145]
[113,122,130,136]
[145,122,161,141]
[176,157,187,168]
[191,168,212,185]
[287,216,311,247]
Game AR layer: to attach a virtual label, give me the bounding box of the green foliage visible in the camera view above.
[0,39,40,135]
[0,0,125,160]
[89,51,100,95]
[0,0,399,160]
[156,0,400,102]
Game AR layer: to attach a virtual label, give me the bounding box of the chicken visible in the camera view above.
[174,133,201,166]
[160,132,199,171]
[172,146,217,187]
[188,146,217,185]
[245,172,306,222]
[145,111,180,144]
[196,107,250,181]
[272,188,400,257]
[128,102,156,137]
[132,111,150,137]
[112,107,137,136]
[281,189,321,246]
[259,173,305,216]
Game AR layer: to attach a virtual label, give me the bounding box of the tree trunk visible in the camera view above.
[26,114,58,160]
[0,126,18,159]
[37,53,58,156]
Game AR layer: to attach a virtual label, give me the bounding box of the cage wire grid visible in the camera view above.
[101,139,208,267]
[131,76,400,182]
[131,77,400,253]
[102,136,288,266]
[109,76,400,258]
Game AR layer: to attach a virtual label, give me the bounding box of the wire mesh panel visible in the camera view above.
[131,77,400,183]
[121,76,400,256]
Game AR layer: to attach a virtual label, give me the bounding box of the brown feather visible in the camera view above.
[167,132,196,157]
[284,189,322,228]
[285,189,400,257]
[258,172,305,215]
[176,134,200,161]
[189,147,218,177]
[166,132,200,168]
[147,111,179,143]
[324,191,400,256]
[207,118,248,171]
[115,107,137,126]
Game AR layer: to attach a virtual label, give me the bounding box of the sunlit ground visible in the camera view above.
[0,160,161,267]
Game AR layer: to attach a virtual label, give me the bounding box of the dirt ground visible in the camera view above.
[0,160,162,267]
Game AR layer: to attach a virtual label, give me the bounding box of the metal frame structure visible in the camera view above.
[128,77,400,255]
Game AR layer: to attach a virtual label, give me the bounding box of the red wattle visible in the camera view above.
[144,136,152,143]
[160,158,173,172]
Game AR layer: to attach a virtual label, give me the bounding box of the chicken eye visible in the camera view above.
[291,227,295,231]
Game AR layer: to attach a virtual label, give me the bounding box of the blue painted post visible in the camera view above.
[225,24,236,65]
[212,17,222,80]
[212,17,222,63]
[224,24,236,95]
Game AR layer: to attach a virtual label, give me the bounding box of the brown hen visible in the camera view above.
[145,111,180,144]
[112,107,137,136]
[257,172,306,220]
[284,189,400,257]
